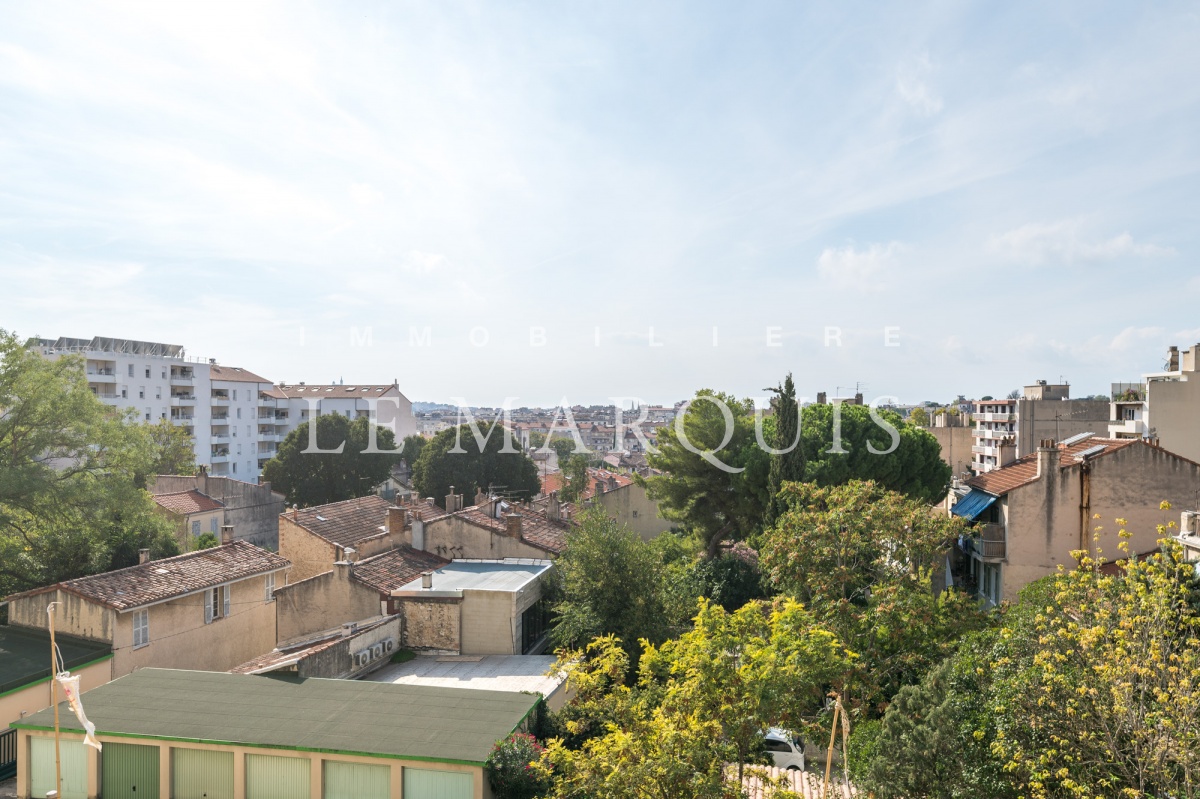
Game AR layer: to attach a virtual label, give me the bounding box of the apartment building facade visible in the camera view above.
[971,382,1111,473]
[1109,344,1200,463]
[274,383,418,442]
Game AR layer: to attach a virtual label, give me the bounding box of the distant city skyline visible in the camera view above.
[3,2,1198,406]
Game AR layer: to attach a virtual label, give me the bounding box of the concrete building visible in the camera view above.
[390,559,553,656]
[3,532,290,678]
[1109,344,1200,464]
[275,382,418,443]
[0,626,111,743]
[971,382,1111,473]
[369,654,569,711]
[232,615,402,680]
[11,668,538,799]
[952,436,1200,606]
[33,337,282,481]
[409,494,573,561]
[150,474,285,550]
[539,468,670,539]
[277,496,412,582]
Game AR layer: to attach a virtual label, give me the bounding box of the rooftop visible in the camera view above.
[368,655,563,700]
[392,559,552,596]
[0,625,112,695]
[455,505,571,554]
[352,547,450,594]
[541,467,632,500]
[15,668,538,766]
[151,489,224,516]
[286,495,394,547]
[277,384,398,399]
[4,541,290,612]
[209,365,273,384]
[967,437,1141,495]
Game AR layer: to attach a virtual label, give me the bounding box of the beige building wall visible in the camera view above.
[0,656,111,730]
[8,589,114,641]
[928,426,974,478]
[421,517,552,560]
[460,591,518,656]
[278,515,337,582]
[274,566,382,644]
[1148,378,1200,464]
[17,728,491,799]
[112,574,282,676]
[594,483,671,540]
[1001,443,1200,602]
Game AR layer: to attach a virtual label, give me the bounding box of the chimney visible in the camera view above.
[291,504,298,520]
[421,571,433,590]
[998,438,1017,468]
[817,392,827,405]
[607,475,617,492]
[138,548,151,565]
[854,392,864,405]
[412,517,426,551]
[474,487,487,506]
[1169,345,1180,371]
[388,506,407,538]
[446,486,457,512]
[1035,440,1058,479]
[334,560,351,580]
[547,491,561,521]
[344,547,358,563]
[220,524,234,545]
[505,513,523,538]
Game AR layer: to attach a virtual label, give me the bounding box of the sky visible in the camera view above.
[2,1,1199,408]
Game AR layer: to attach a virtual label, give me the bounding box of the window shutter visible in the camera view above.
[204,589,213,624]
[223,584,231,617]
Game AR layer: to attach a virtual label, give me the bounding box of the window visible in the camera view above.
[232,463,237,473]
[264,573,276,602]
[210,517,219,534]
[133,610,149,648]
[128,364,135,377]
[139,387,145,399]
[521,599,551,654]
[237,408,242,419]
[191,520,201,537]
[223,584,231,617]
[205,588,220,623]
[145,368,151,378]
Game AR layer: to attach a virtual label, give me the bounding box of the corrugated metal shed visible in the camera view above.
[15,668,539,766]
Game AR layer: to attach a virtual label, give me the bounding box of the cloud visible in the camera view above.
[816,241,906,290]
[896,53,942,116]
[988,220,1175,265]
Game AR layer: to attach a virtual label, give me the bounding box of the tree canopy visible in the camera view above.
[411,422,540,507]
[261,414,400,507]
[0,330,179,595]
[765,372,803,525]
[906,406,931,427]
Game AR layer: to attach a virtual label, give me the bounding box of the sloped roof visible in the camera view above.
[5,542,290,612]
[152,489,224,516]
[15,668,538,766]
[352,547,450,594]
[967,438,1140,496]
[287,496,394,547]
[456,506,572,555]
[209,365,273,384]
[277,384,399,399]
[541,467,632,501]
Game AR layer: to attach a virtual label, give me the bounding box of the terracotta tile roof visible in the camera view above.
[152,489,224,516]
[540,468,632,501]
[5,541,290,611]
[351,547,450,594]
[278,384,399,399]
[967,437,1141,496]
[456,506,573,555]
[287,496,394,547]
[209,365,274,384]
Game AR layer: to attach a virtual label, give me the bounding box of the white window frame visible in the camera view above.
[204,588,218,624]
[223,584,231,617]
[132,609,149,648]
[264,573,276,602]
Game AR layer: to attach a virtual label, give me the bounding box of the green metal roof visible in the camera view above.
[0,625,112,696]
[13,668,538,766]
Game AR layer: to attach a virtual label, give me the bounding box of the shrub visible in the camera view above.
[485,733,551,799]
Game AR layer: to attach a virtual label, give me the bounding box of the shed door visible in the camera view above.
[246,753,310,799]
[323,761,390,799]
[102,742,160,799]
[172,748,234,799]
[403,767,473,799]
[29,737,87,799]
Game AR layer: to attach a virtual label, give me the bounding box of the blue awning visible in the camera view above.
[951,489,998,520]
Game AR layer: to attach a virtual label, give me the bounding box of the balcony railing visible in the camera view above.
[968,523,1006,560]
[975,412,1014,423]
[258,397,277,408]
[170,396,196,406]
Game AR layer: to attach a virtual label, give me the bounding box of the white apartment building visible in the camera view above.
[970,398,1017,473]
[274,383,418,443]
[971,382,1111,474]
[35,337,277,481]
[1109,344,1200,463]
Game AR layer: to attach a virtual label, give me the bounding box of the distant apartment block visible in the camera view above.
[1109,343,1200,463]
[971,381,1110,473]
[274,382,418,442]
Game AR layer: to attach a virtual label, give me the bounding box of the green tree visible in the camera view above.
[642,598,851,781]
[559,454,589,504]
[194,531,220,550]
[412,423,540,507]
[548,437,576,465]
[0,330,179,595]
[550,509,668,671]
[262,414,401,507]
[143,417,198,479]
[486,734,551,799]
[400,434,427,471]
[765,373,804,525]
[907,406,931,427]
[643,390,763,557]
[761,480,985,712]
[799,404,950,504]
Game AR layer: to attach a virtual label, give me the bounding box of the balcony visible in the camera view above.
[211,397,231,407]
[171,416,194,426]
[211,434,230,443]
[86,369,117,384]
[972,427,1014,440]
[170,395,197,407]
[210,452,230,463]
[258,397,277,408]
[975,412,1014,423]
[211,412,229,421]
[972,444,1002,456]
[967,523,1006,561]
[273,416,289,425]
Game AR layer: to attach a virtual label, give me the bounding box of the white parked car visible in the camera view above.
[763,727,805,771]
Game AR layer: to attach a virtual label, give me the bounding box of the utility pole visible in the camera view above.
[47,602,61,799]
